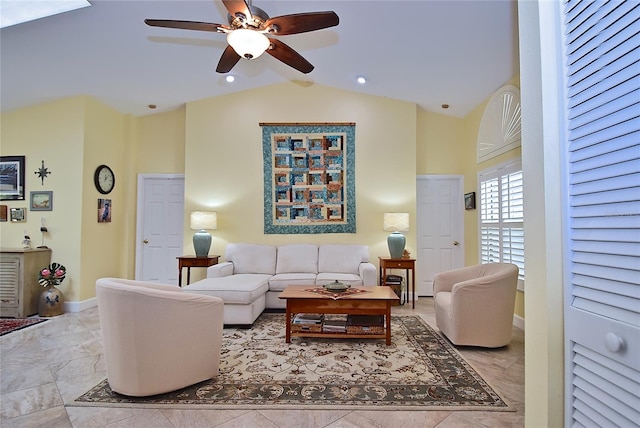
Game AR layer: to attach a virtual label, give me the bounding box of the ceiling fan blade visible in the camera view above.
[144,19,227,33]
[222,0,252,20]
[266,38,314,74]
[216,45,242,73]
[264,11,339,35]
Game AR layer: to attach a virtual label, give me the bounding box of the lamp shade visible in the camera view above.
[384,213,409,259]
[383,213,409,232]
[190,211,216,257]
[190,211,217,231]
[227,29,270,59]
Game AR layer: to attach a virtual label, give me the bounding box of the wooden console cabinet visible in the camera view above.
[0,248,52,318]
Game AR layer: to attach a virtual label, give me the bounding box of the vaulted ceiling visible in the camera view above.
[0,0,519,118]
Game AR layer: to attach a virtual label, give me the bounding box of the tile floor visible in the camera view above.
[0,298,524,428]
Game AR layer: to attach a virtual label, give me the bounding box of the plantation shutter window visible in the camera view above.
[561,0,640,426]
[479,160,525,287]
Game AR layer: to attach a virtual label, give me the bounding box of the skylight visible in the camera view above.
[1,0,91,29]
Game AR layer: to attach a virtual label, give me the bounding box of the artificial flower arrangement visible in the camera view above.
[38,262,66,287]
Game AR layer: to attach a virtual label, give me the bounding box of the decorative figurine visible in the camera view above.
[22,230,32,249]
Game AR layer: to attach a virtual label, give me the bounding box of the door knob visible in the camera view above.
[453,241,459,246]
[143,239,149,244]
[604,332,625,353]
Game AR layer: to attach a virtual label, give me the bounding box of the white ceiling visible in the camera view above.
[0,0,519,118]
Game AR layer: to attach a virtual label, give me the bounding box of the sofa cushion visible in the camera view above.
[318,244,369,275]
[316,273,364,287]
[183,274,270,305]
[269,273,317,291]
[276,244,318,274]
[225,243,276,275]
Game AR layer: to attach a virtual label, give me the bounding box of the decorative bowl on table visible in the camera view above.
[323,280,351,292]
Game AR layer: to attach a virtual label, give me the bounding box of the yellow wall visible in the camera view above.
[136,107,186,174]
[467,81,524,319]
[416,108,479,265]
[0,96,127,302]
[79,98,128,300]
[0,96,190,303]
[417,110,465,174]
[465,76,525,319]
[416,84,525,319]
[182,82,417,282]
[1,98,84,301]
[1,81,524,319]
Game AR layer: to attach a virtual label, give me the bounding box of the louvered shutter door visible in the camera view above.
[563,0,640,426]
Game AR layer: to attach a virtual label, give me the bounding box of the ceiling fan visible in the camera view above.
[145,0,339,74]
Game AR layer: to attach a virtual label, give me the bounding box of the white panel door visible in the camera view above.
[135,175,184,284]
[416,175,464,296]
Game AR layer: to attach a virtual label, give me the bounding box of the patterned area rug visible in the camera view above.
[0,318,48,336]
[72,314,512,411]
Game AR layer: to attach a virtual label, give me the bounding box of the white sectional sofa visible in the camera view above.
[183,243,377,325]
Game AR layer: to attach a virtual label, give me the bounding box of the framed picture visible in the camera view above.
[98,198,111,223]
[464,192,476,210]
[10,207,26,222]
[0,156,26,200]
[30,191,53,211]
[260,122,356,234]
[0,205,7,221]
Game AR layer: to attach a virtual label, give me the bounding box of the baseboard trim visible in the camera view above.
[63,297,97,313]
[513,314,525,330]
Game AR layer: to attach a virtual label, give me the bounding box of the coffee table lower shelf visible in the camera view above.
[288,331,389,342]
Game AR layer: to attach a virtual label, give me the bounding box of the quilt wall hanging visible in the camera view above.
[261,123,356,234]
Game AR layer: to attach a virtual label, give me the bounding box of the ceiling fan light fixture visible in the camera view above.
[227,29,270,59]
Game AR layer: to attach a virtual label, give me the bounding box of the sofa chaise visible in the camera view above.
[183,243,377,325]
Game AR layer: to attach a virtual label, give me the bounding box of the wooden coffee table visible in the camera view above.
[279,285,399,345]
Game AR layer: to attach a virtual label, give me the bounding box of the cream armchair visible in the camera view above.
[96,278,224,396]
[433,263,519,348]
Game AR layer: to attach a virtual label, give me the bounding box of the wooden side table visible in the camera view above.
[177,255,219,287]
[379,257,416,309]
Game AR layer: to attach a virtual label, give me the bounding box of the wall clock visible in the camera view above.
[94,165,115,195]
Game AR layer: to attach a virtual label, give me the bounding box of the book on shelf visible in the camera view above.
[385,274,403,284]
[293,313,324,324]
[346,314,384,327]
[322,319,347,332]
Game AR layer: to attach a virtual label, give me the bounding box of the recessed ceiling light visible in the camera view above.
[0,0,91,29]
[356,76,367,85]
[225,75,235,83]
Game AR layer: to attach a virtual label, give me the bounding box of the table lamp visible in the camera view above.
[384,213,409,259]
[190,211,217,257]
